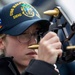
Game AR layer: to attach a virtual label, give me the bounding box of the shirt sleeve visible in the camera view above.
[22,59,59,75]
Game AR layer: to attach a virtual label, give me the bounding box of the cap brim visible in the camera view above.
[4,19,50,35]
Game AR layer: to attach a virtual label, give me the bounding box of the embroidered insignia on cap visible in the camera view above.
[10,2,40,19]
[21,4,34,17]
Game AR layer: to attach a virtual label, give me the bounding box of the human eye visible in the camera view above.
[19,34,29,41]
[21,33,28,37]
[19,34,26,39]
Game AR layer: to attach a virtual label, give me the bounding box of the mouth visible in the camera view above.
[26,52,37,55]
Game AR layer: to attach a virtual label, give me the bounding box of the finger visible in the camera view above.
[46,42,62,49]
[42,31,57,41]
[45,36,60,44]
[56,49,63,58]
[52,42,62,49]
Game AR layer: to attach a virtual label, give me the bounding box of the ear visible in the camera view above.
[0,38,5,50]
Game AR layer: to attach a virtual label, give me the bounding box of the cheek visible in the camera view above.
[4,40,27,57]
[5,42,30,66]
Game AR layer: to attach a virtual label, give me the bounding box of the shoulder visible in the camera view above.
[0,56,20,75]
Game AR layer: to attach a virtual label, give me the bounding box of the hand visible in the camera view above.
[38,31,62,64]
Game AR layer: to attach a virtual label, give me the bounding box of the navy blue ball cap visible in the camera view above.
[0,1,50,35]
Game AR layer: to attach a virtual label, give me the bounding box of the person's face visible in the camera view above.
[2,24,39,71]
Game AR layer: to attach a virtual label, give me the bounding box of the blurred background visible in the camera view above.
[0,0,55,18]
